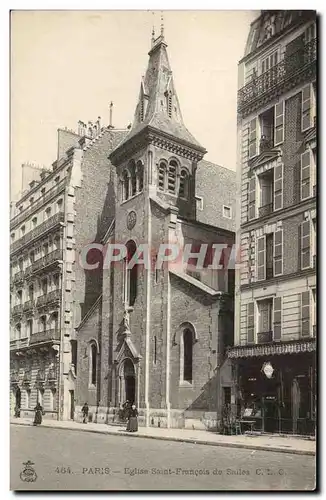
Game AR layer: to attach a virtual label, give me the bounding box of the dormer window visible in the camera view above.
[179,169,189,199]
[168,160,177,194]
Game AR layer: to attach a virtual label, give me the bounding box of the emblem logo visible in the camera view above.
[127,211,137,230]
[20,460,37,483]
[262,362,274,379]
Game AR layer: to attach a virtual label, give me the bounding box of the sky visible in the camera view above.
[10,10,258,200]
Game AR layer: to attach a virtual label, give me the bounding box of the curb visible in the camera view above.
[11,421,315,456]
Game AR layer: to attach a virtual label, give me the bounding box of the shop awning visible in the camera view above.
[227,338,316,359]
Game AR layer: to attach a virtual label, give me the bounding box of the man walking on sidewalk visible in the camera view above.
[81,402,89,424]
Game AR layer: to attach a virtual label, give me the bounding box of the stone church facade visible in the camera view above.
[75,30,236,429]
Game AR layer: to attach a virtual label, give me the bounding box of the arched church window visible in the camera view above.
[158,162,166,191]
[122,171,129,201]
[129,161,137,197]
[137,161,144,192]
[183,329,193,383]
[168,160,177,194]
[179,169,189,198]
[90,343,97,386]
[126,240,138,307]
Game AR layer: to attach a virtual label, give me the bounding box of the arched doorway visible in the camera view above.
[15,388,21,417]
[120,358,136,404]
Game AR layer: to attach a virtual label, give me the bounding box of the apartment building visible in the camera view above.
[228,10,317,435]
[10,119,127,420]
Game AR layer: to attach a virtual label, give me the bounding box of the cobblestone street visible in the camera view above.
[11,425,316,491]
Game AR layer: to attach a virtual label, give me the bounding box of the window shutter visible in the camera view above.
[248,118,258,159]
[300,150,311,200]
[301,220,311,270]
[248,176,256,220]
[274,163,283,211]
[302,84,312,132]
[301,291,310,337]
[273,230,283,276]
[247,302,255,344]
[257,235,266,281]
[274,101,284,146]
[273,297,282,341]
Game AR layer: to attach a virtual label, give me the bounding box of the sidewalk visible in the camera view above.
[11,417,316,456]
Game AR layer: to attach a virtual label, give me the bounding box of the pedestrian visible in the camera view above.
[33,402,43,426]
[81,402,89,424]
[127,404,138,432]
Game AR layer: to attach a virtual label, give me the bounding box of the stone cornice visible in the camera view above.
[227,337,316,359]
[109,126,206,166]
[240,266,316,291]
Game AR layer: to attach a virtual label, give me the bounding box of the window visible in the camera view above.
[258,170,273,217]
[16,323,21,339]
[248,118,258,159]
[301,220,311,270]
[312,218,316,269]
[273,163,283,211]
[28,284,34,301]
[40,315,46,332]
[30,197,34,205]
[167,160,177,194]
[137,161,144,192]
[179,169,189,198]
[11,233,15,242]
[27,319,33,337]
[57,199,63,212]
[53,273,60,289]
[29,251,35,264]
[43,242,49,256]
[301,150,315,201]
[25,389,31,409]
[195,195,203,211]
[129,161,137,197]
[301,291,310,337]
[223,206,232,219]
[158,162,166,190]
[54,176,60,184]
[45,207,52,219]
[90,343,97,386]
[41,278,48,295]
[41,187,46,196]
[32,217,37,227]
[183,329,193,383]
[311,288,316,337]
[18,259,24,271]
[17,289,22,304]
[38,389,44,406]
[125,240,138,307]
[71,340,77,375]
[257,230,283,281]
[247,302,255,344]
[259,108,274,151]
[304,23,316,44]
[21,225,25,236]
[257,298,273,334]
[50,312,59,331]
[122,171,129,201]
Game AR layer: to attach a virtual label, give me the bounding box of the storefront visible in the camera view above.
[228,338,316,435]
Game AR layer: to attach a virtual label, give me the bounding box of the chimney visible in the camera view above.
[109,102,114,129]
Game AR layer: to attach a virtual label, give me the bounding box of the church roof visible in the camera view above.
[111,32,205,157]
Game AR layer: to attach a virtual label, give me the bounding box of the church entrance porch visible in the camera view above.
[119,358,136,405]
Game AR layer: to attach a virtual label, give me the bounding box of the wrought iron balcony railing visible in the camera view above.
[11,212,64,254]
[259,203,273,218]
[10,178,66,230]
[12,304,23,316]
[29,329,60,345]
[31,249,63,274]
[12,270,24,284]
[257,330,273,344]
[10,337,29,350]
[36,289,61,309]
[23,300,34,312]
[238,38,316,114]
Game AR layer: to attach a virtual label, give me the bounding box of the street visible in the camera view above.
[11,425,315,491]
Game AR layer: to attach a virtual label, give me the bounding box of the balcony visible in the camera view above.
[29,329,60,345]
[10,337,29,350]
[12,270,24,284]
[11,212,64,254]
[259,203,273,218]
[238,38,316,115]
[31,249,63,274]
[259,136,274,153]
[10,178,66,230]
[23,300,34,313]
[257,330,273,344]
[12,304,23,316]
[36,289,61,309]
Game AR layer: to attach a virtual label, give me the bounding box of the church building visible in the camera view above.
[75,28,236,430]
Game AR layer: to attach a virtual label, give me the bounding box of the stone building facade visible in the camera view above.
[10,119,127,421]
[75,31,236,429]
[228,10,317,434]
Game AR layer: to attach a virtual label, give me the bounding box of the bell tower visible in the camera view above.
[108,29,206,424]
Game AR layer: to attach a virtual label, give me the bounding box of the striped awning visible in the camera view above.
[227,338,316,359]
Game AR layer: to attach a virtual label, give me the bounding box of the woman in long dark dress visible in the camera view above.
[33,402,43,426]
[127,404,138,432]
